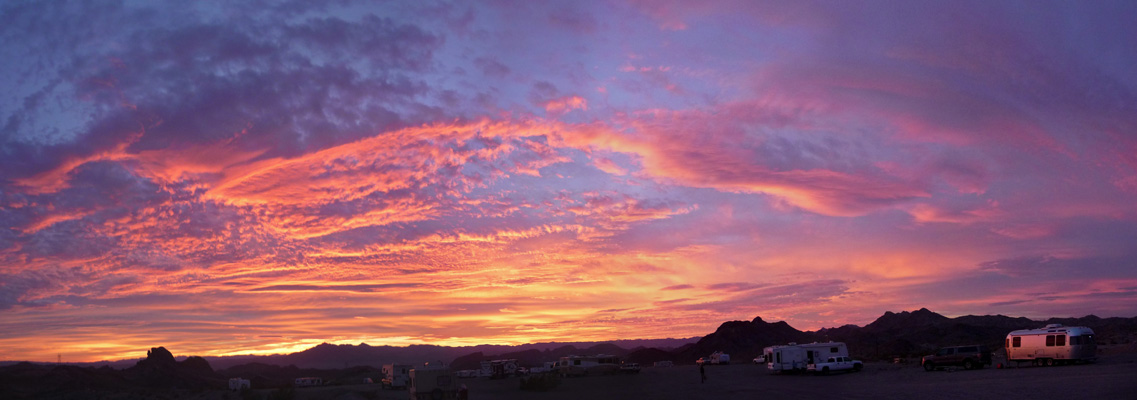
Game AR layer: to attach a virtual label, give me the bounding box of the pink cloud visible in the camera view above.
[543,95,588,114]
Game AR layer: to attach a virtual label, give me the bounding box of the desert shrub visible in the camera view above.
[269,387,295,400]
[519,372,561,391]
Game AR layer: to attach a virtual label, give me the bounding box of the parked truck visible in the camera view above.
[1006,324,1097,366]
[807,356,863,374]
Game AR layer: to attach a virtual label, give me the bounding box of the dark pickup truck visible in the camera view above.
[922,345,992,371]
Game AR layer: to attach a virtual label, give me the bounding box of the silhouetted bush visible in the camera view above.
[519,372,561,391]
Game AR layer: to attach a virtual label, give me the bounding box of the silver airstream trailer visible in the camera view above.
[1005,324,1096,366]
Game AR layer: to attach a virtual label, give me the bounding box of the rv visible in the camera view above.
[409,366,459,400]
[294,377,322,387]
[382,364,412,389]
[485,359,519,379]
[1006,324,1097,366]
[696,351,731,365]
[555,354,621,377]
[764,342,850,373]
[228,377,250,391]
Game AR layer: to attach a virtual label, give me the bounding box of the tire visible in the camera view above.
[963,359,975,370]
[853,363,863,372]
[1045,358,1054,367]
[431,388,443,400]
[923,362,935,372]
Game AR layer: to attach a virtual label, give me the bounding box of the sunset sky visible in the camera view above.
[2,1,1136,362]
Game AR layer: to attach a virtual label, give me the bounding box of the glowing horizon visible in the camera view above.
[2,1,1136,363]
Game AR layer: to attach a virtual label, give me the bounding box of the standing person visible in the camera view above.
[700,363,706,383]
[458,383,468,400]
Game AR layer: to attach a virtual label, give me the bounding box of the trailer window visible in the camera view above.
[1046,335,1055,347]
[830,347,839,353]
[1056,335,1066,346]
[1012,337,1021,347]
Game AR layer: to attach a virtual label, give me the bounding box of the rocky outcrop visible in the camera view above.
[125,346,221,389]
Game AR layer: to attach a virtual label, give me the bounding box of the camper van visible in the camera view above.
[382,364,412,389]
[764,342,850,373]
[555,354,621,376]
[409,366,459,400]
[1005,324,1097,366]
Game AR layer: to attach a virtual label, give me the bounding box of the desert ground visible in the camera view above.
[269,348,1137,400]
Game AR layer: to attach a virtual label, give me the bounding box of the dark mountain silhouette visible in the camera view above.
[454,310,1137,367]
[449,343,638,371]
[625,347,674,365]
[123,346,222,390]
[198,337,698,370]
[0,347,223,399]
[675,316,814,363]
[863,308,951,332]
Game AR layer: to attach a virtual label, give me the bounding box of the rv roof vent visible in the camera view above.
[1044,324,1063,329]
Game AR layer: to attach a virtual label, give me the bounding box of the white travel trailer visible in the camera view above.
[1005,324,1097,366]
[764,342,850,373]
[228,377,250,391]
[294,377,322,387]
[382,364,412,389]
[555,354,621,376]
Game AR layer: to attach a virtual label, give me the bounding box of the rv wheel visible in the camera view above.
[1045,359,1054,367]
[963,359,974,370]
[923,362,935,372]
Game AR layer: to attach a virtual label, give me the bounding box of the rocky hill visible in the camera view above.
[0,346,222,399]
[674,316,814,363]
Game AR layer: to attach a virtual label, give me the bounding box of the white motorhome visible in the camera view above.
[764,342,850,373]
[555,354,621,376]
[1006,324,1097,366]
[382,364,412,389]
